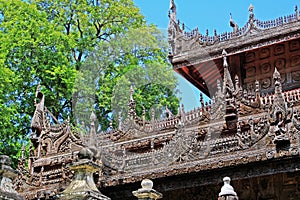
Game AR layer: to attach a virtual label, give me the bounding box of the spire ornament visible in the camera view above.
[128,85,136,119]
[248,4,254,13]
[230,13,239,33]
[222,49,234,94]
[169,0,176,19]
[222,49,228,68]
[89,112,97,146]
[248,4,256,29]
[168,0,177,55]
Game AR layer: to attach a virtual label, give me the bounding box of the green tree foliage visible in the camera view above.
[0,61,23,166]
[75,26,179,129]
[0,0,179,165]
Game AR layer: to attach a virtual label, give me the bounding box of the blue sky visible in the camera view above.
[133,0,300,111]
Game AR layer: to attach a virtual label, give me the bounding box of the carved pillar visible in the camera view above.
[0,155,24,200]
[218,177,239,200]
[132,179,162,200]
[56,147,110,200]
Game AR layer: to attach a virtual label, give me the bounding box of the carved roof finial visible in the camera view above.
[217,79,222,94]
[273,67,283,95]
[249,4,254,13]
[128,85,136,119]
[34,83,42,105]
[90,111,96,124]
[109,119,113,129]
[118,111,122,130]
[130,85,134,101]
[222,49,228,68]
[273,67,281,81]
[151,108,155,121]
[248,4,255,21]
[31,84,45,134]
[230,13,239,33]
[255,80,259,92]
[36,83,41,95]
[230,13,234,25]
[165,105,173,118]
[170,0,176,13]
[234,74,239,84]
[90,112,96,132]
[21,145,25,159]
[67,116,70,125]
[200,93,205,111]
[222,50,235,95]
[89,112,97,146]
[168,0,177,24]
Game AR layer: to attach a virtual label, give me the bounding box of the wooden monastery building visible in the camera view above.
[1,1,300,200]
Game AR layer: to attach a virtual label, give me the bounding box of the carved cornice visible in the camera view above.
[171,31,300,69]
[169,3,300,68]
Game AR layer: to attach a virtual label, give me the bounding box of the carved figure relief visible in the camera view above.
[267,68,294,152]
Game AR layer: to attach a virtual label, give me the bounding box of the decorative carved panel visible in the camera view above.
[290,55,300,67]
[274,44,285,55]
[280,73,287,83]
[245,52,255,63]
[292,71,300,82]
[261,78,272,89]
[274,58,286,70]
[259,48,270,59]
[242,38,300,92]
[260,62,271,74]
[246,66,256,77]
[289,40,300,51]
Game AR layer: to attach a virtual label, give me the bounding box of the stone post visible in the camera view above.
[132,179,162,200]
[56,147,110,200]
[218,177,238,200]
[0,155,24,200]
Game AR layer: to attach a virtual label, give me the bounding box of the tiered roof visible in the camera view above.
[17,52,300,199]
[168,1,300,97]
[14,1,300,199]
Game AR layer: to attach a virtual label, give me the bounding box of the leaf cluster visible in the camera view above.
[0,0,179,166]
